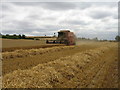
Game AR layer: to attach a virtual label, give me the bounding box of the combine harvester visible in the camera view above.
[46,30,76,45]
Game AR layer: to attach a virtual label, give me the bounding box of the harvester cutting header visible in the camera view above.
[46,30,76,45]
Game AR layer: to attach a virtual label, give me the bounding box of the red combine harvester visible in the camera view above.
[46,30,76,45]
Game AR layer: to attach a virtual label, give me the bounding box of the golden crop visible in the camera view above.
[2,43,118,88]
[1,39,118,88]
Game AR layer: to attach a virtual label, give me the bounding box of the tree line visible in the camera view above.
[1,33,120,41]
[78,35,120,42]
[0,33,26,39]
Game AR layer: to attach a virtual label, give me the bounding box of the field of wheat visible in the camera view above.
[2,39,46,48]
[2,39,64,52]
[1,39,118,88]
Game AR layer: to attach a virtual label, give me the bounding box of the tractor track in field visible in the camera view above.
[2,42,118,88]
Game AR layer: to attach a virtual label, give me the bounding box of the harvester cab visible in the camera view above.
[46,30,76,45]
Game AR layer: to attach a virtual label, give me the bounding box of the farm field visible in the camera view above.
[1,39,118,88]
[2,39,46,48]
[2,39,63,52]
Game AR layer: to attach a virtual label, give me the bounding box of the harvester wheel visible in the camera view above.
[53,40,55,43]
[46,40,49,43]
[60,41,61,44]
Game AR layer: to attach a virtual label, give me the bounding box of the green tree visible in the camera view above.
[13,34,18,39]
[18,34,22,39]
[6,34,9,36]
[5,34,10,38]
[115,35,120,41]
[22,34,26,39]
[13,34,17,36]
[53,33,56,37]
[0,33,2,38]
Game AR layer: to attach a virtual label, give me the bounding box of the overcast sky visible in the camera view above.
[1,2,118,40]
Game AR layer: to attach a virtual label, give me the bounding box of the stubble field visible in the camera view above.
[1,39,118,88]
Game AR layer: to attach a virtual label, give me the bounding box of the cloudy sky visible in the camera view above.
[1,2,118,40]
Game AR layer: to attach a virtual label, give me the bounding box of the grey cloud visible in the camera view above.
[8,21,36,30]
[2,20,39,32]
[2,19,60,35]
[28,14,41,20]
[89,3,117,20]
[12,2,117,10]
[12,2,40,6]
[96,31,117,40]
[2,30,15,34]
[12,2,94,11]
[113,13,118,19]
[105,26,117,30]
[2,3,15,11]
[2,3,10,10]
[2,28,56,36]
[76,29,117,40]
[75,3,93,9]
[89,11,112,19]
[41,17,57,21]
[65,20,89,25]
[93,2,117,7]
[1,2,118,40]
[12,2,76,11]
[42,2,87,10]
[28,14,56,21]
[3,2,117,13]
